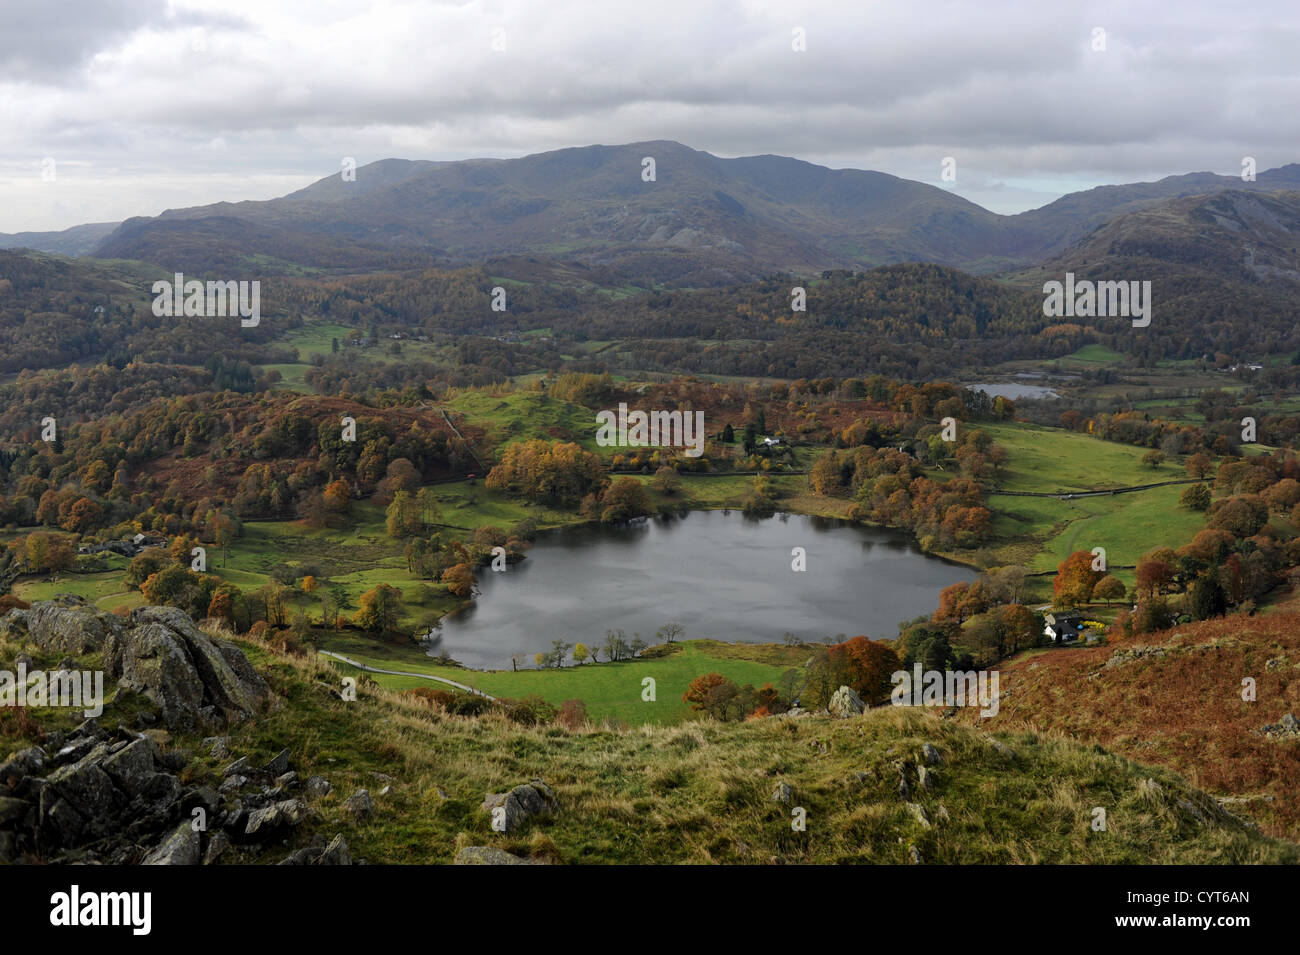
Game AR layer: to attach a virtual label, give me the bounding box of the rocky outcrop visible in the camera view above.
[0,718,335,864]
[1261,713,1300,739]
[2,597,272,732]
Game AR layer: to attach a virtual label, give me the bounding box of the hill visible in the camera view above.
[77,143,1300,280]
[1,598,1293,864]
[957,589,1300,841]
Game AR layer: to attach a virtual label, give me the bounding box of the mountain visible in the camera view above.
[0,221,119,256]
[1006,165,1300,261]
[11,144,1300,284]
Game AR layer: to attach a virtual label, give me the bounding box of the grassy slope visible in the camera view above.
[980,421,1208,583]
[956,590,1300,841]
[9,631,1286,865]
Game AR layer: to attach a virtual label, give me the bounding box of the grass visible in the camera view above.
[316,634,805,725]
[1063,344,1126,364]
[978,421,1210,577]
[9,628,1286,865]
[446,390,601,452]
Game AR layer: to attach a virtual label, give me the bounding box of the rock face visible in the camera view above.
[827,686,865,718]
[0,719,328,864]
[2,597,271,732]
[481,779,556,833]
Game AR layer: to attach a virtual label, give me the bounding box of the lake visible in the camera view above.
[968,382,1060,400]
[429,510,976,669]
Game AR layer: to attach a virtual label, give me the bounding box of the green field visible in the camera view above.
[318,634,804,725]
[979,421,1210,583]
[446,389,601,452]
[1063,343,1125,364]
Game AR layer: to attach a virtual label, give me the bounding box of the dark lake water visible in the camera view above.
[429,510,976,670]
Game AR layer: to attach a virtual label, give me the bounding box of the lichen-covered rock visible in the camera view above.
[26,596,125,656]
[827,685,865,718]
[108,606,271,732]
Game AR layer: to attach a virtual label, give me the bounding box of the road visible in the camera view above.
[318,650,498,701]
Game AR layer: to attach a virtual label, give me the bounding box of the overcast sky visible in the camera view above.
[1,0,1297,233]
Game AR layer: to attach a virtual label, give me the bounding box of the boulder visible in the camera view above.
[315,834,352,865]
[264,749,291,777]
[304,775,332,800]
[481,779,556,833]
[142,822,201,865]
[7,599,272,733]
[771,781,794,804]
[454,846,536,865]
[344,789,374,822]
[244,799,309,839]
[921,742,943,765]
[827,685,865,718]
[25,596,123,656]
[107,606,271,731]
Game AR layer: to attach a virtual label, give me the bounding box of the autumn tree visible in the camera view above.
[1053,550,1104,608]
[1179,483,1211,511]
[355,584,402,634]
[1094,575,1127,605]
[441,562,476,599]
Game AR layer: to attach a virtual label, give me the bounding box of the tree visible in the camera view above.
[301,574,317,595]
[997,604,1039,653]
[652,466,683,495]
[809,450,843,495]
[1141,450,1166,469]
[1053,550,1103,607]
[1094,575,1127,605]
[721,423,735,444]
[1189,574,1227,620]
[1208,495,1269,537]
[656,622,683,645]
[211,510,241,566]
[602,628,631,661]
[572,642,588,665]
[600,477,652,522]
[1135,555,1175,597]
[826,636,902,702]
[1185,452,1212,479]
[683,672,738,719]
[441,562,477,599]
[540,640,572,668]
[385,490,422,538]
[355,584,402,634]
[416,487,442,529]
[61,497,103,534]
[1179,483,1211,512]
